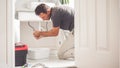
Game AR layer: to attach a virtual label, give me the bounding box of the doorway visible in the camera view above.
[14,0,76,68]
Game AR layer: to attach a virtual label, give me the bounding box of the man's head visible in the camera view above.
[35,3,51,20]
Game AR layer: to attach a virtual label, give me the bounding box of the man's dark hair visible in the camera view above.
[35,3,50,15]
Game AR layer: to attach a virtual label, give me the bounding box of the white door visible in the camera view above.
[0,0,14,68]
[75,0,119,68]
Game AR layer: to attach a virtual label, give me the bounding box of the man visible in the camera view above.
[33,3,74,60]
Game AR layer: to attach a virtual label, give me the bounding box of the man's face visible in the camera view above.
[39,12,50,20]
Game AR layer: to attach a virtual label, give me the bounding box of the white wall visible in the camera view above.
[0,0,7,65]
[15,0,38,10]
[15,0,60,11]
[69,0,74,8]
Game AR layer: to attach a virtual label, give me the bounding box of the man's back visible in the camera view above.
[51,6,74,31]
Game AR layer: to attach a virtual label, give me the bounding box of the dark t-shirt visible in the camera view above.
[51,6,74,31]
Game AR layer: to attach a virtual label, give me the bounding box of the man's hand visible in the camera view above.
[33,27,59,39]
[33,30,41,39]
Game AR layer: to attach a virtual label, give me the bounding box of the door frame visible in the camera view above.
[118,1,120,68]
[7,0,15,68]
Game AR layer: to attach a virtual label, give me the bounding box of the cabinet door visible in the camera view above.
[75,0,119,68]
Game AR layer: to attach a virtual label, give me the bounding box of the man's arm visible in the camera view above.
[33,27,59,39]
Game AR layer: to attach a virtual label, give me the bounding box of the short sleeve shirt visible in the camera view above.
[51,6,74,31]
